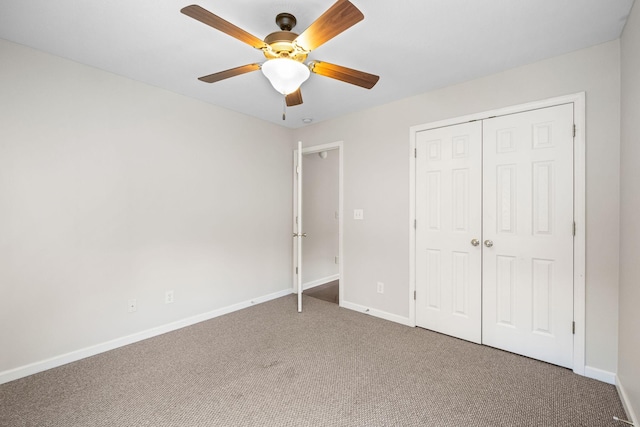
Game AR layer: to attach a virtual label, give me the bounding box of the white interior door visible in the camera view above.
[293,141,303,312]
[482,104,574,368]
[415,121,483,344]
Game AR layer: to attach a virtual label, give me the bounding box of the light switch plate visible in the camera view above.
[354,209,364,220]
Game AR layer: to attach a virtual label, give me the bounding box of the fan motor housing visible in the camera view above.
[263,31,307,62]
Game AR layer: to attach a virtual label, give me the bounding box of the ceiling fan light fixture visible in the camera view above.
[261,58,310,95]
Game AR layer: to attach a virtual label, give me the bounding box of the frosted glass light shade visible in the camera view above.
[261,58,310,95]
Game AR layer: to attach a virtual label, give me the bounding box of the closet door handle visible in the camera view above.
[471,239,480,247]
[484,240,494,248]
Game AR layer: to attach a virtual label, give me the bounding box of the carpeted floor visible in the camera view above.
[0,295,629,426]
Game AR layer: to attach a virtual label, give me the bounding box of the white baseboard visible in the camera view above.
[341,300,413,327]
[616,375,639,426]
[0,288,293,385]
[303,274,340,291]
[584,365,617,385]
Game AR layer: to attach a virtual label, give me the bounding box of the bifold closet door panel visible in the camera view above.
[481,103,575,369]
[415,121,483,344]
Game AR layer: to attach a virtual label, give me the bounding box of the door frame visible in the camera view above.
[408,92,586,376]
[293,141,345,305]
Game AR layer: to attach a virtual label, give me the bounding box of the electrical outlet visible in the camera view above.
[128,299,137,313]
[335,256,339,264]
[165,290,174,304]
[354,209,364,220]
[377,282,384,294]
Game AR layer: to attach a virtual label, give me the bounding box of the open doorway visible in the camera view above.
[302,148,339,303]
[292,142,343,308]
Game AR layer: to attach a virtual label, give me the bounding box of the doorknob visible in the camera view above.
[471,239,480,247]
[484,239,494,248]
[293,233,307,238]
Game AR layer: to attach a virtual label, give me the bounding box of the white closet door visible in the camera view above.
[482,104,574,368]
[415,121,483,344]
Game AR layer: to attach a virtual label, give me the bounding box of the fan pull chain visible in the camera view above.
[282,96,286,120]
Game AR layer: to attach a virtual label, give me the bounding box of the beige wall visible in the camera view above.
[619,1,640,421]
[293,40,622,374]
[0,36,627,383]
[0,39,292,374]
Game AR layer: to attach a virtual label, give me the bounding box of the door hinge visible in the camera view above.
[572,221,576,236]
[295,216,298,225]
[296,165,300,174]
[414,290,416,300]
[414,219,417,229]
[295,267,298,275]
[414,148,417,158]
[572,321,575,334]
[573,124,576,138]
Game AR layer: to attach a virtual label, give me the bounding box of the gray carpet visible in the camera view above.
[0,295,629,426]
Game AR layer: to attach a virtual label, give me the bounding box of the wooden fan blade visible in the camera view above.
[285,89,303,106]
[181,5,267,50]
[198,64,261,83]
[309,61,379,89]
[294,0,364,52]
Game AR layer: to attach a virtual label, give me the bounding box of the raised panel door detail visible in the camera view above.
[427,172,441,231]
[533,161,554,235]
[532,259,554,335]
[497,129,516,153]
[426,249,441,310]
[533,122,554,149]
[452,251,469,316]
[427,139,442,161]
[452,136,469,159]
[496,165,517,234]
[496,255,516,326]
[452,169,469,232]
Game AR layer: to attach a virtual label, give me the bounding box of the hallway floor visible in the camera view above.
[304,280,338,304]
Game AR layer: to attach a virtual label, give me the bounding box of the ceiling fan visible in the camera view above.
[180,0,379,111]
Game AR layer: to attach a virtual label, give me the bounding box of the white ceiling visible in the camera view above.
[0,0,634,128]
